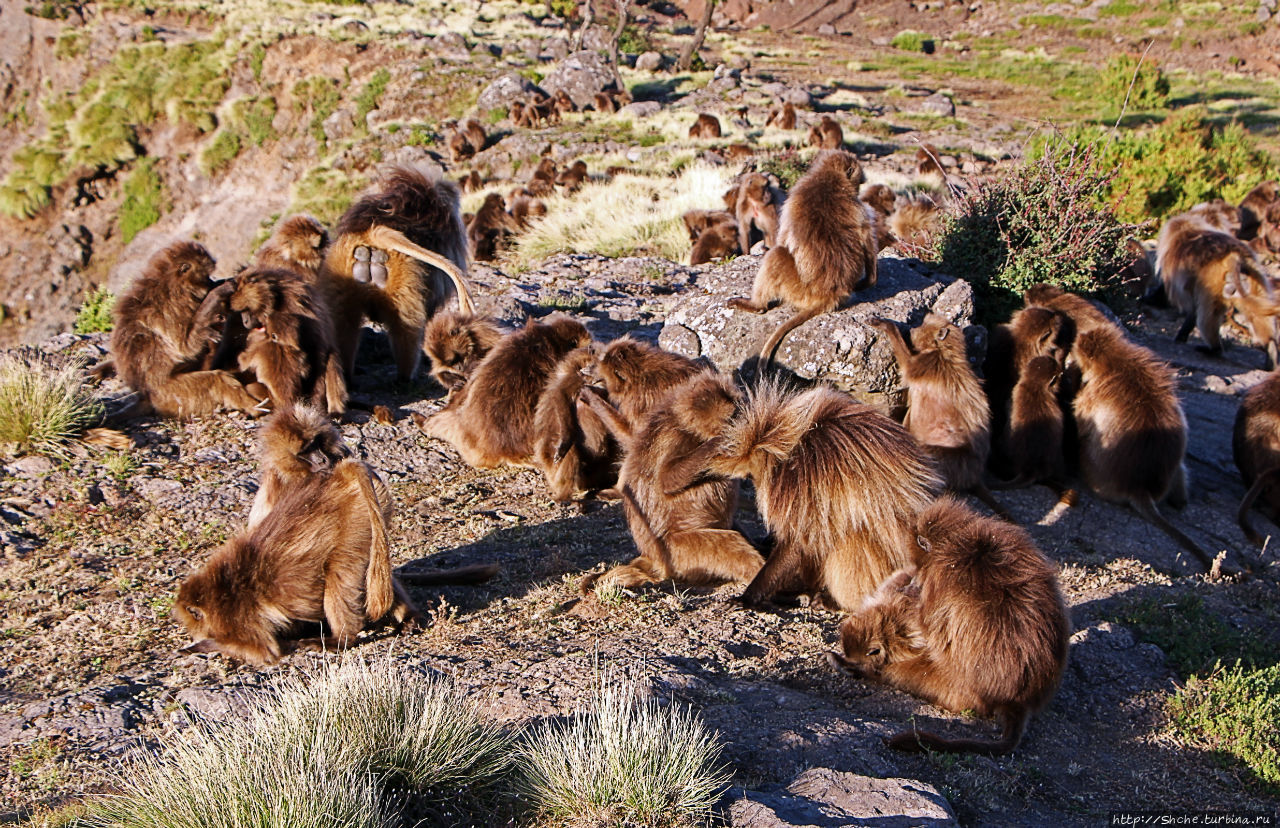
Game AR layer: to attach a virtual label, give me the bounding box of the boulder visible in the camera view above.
[729,767,958,827]
[477,72,543,112]
[541,50,617,109]
[433,31,471,59]
[636,50,664,72]
[580,24,614,52]
[620,100,662,118]
[658,255,981,413]
[918,91,956,117]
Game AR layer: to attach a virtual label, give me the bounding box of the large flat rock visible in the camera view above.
[658,254,981,413]
[730,767,958,827]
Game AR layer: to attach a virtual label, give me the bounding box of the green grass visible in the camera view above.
[291,165,365,226]
[74,286,117,334]
[0,350,102,459]
[354,67,391,132]
[515,674,729,826]
[293,76,342,145]
[1170,663,1280,793]
[229,96,278,147]
[1115,593,1274,678]
[81,659,512,827]
[119,158,164,244]
[891,30,933,52]
[199,129,241,175]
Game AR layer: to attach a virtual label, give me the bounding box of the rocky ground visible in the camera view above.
[2,250,1279,825]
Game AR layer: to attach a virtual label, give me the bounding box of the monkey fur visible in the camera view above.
[829,496,1070,756]
[689,113,723,138]
[808,116,843,150]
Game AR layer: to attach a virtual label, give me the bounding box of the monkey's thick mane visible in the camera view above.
[336,164,464,252]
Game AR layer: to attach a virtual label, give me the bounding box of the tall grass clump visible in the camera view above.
[0,349,102,458]
[82,659,512,827]
[119,158,164,244]
[1043,106,1276,225]
[512,163,734,267]
[74,287,116,334]
[515,675,730,826]
[1169,662,1280,793]
[928,142,1134,323]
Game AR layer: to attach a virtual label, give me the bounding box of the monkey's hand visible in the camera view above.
[866,317,897,332]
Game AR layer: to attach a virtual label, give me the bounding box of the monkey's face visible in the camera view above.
[168,242,217,288]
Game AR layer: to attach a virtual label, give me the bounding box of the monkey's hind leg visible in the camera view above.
[150,371,267,419]
[727,245,796,313]
[666,528,766,585]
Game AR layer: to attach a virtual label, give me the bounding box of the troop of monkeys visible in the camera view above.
[96,143,1280,759]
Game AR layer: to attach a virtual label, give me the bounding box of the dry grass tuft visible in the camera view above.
[0,349,102,459]
[515,673,730,827]
[81,659,512,827]
[510,163,734,267]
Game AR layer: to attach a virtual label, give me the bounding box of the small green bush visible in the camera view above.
[515,675,730,826]
[1102,53,1169,113]
[618,24,651,54]
[199,129,241,175]
[1170,663,1280,793]
[1047,106,1277,226]
[757,149,811,189]
[229,96,277,147]
[74,287,117,335]
[119,158,164,244]
[927,142,1134,323]
[354,67,390,132]
[0,350,102,459]
[891,30,933,52]
[292,165,364,225]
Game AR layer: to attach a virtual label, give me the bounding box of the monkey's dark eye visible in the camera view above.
[187,606,203,621]
[867,647,881,657]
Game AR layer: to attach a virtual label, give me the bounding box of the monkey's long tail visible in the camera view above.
[888,708,1029,756]
[353,465,396,622]
[366,224,476,315]
[759,307,823,365]
[1131,493,1216,571]
[1238,466,1280,547]
[398,563,499,586]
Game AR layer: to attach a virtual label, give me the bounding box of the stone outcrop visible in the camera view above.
[658,254,982,413]
[730,768,958,827]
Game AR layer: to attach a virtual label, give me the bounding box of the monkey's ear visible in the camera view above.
[186,606,204,621]
[915,534,932,554]
[1223,280,1240,298]
[179,638,219,655]
[935,326,950,342]
[303,448,333,474]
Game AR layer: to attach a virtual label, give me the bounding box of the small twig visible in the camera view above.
[1105,40,1156,154]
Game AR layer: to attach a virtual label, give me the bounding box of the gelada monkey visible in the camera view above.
[1071,326,1217,570]
[870,314,1011,520]
[423,310,509,397]
[1233,371,1280,545]
[110,240,265,418]
[579,372,763,592]
[727,150,877,363]
[589,337,709,431]
[733,172,780,255]
[1156,213,1280,368]
[420,314,591,469]
[177,406,416,665]
[533,346,620,503]
[697,382,941,610]
[1239,180,1279,241]
[829,496,1070,755]
[321,164,475,381]
[228,266,348,416]
[765,101,796,129]
[689,217,740,266]
[807,115,843,150]
[689,113,722,138]
[995,355,1074,504]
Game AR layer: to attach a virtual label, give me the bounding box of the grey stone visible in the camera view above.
[0,682,151,751]
[175,687,261,724]
[1256,5,1271,21]
[541,50,617,109]
[727,53,751,70]
[636,50,663,72]
[817,23,837,35]
[136,477,184,503]
[544,36,571,60]
[918,91,956,117]
[658,256,979,413]
[620,100,662,118]
[580,24,613,52]
[1070,622,1168,685]
[7,455,54,477]
[730,768,957,827]
[434,31,470,59]
[478,72,543,112]
[51,224,92,270]
[782,87,814,107]
[321,107,355,142]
